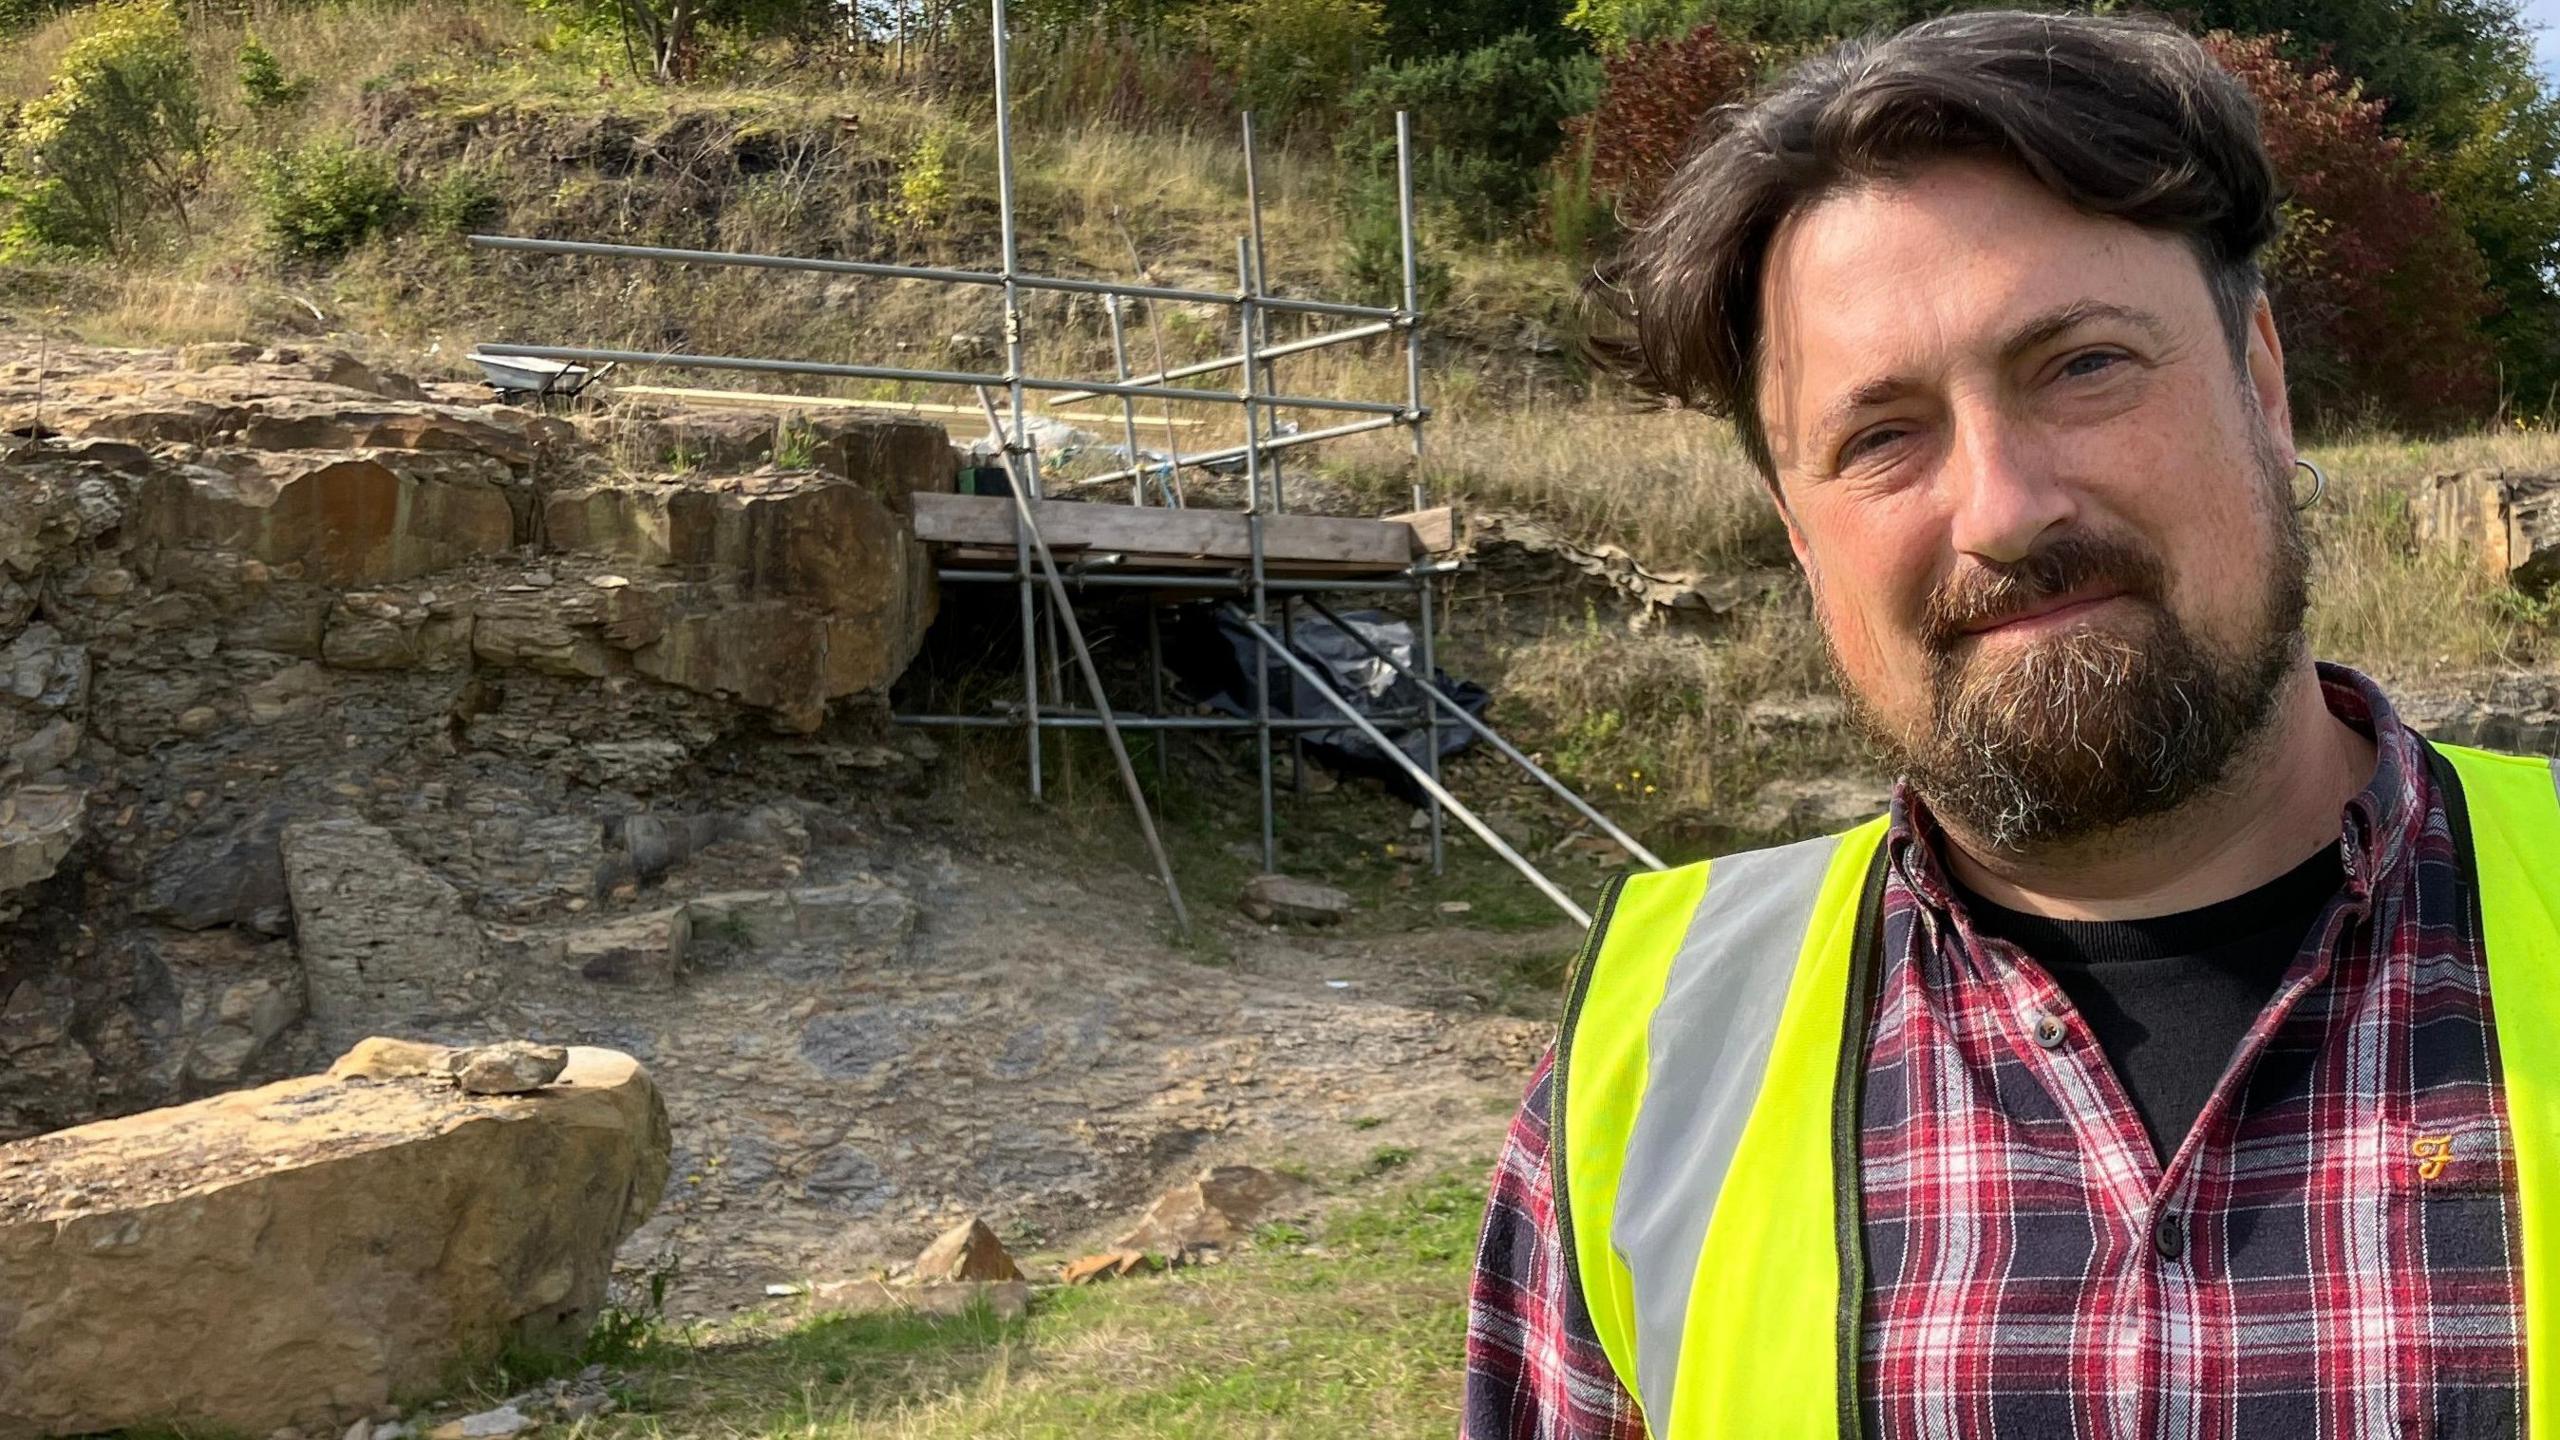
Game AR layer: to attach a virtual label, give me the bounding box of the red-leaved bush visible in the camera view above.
[1567,22,1759,224]
[2204,31,2497,427]
[1569,22,2497,427]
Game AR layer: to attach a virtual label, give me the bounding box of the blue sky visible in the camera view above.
[2530,0,2560,79]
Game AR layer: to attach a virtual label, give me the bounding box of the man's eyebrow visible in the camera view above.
[2000,299,2170,360]
[1806,300,2172,444]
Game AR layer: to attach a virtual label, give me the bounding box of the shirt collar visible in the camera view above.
[1882,661,2423,911]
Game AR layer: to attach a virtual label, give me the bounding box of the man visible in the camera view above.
[1463,10,2560,1440]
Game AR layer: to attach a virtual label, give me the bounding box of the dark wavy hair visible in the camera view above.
[1587,9,2282,479]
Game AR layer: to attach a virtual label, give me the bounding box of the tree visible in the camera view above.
[1565,0,2560,412]
[2205,30,2497,426]
[0,0,208,257]
[1566,20,1758,219]
[1341,31,1600,237]
[1377,0,1576,60]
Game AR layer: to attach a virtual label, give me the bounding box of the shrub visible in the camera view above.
[416,166,503,236]
[2206,31,2497,427]
[1565,20,1758,221]
[1340,31,1600,240]
[0,1,208,257]
[890,123,960,229]
[1207,0,1383,134]
[1380,0,1576,61]
[1336,170,1453,309]
[237,33,308,110]
[1544,123,1610,256]
[0,0,78,31]
[996,19,1238,133]
[253,139,406,259]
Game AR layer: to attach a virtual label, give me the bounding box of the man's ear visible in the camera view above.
[2245,291,2294,457]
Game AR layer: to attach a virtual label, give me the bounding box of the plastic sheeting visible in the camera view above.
[1173,607,1488,799]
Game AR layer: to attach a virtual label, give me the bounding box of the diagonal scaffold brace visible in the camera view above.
[973,386,1193,938]
[1218,604,1593,929]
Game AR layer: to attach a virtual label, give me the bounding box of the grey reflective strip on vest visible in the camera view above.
[1612,831,1847,1426]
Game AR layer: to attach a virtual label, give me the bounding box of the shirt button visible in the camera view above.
[2153,1211,2186,1260]
[2031,1012,2068,1049]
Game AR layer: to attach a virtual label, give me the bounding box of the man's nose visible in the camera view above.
[1942,414,2074,565]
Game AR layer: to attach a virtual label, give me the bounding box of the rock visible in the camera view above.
[2391,672,2560,756]
[558,906,689,990]
[682,889,798,951]
[1060,1249,1157,1285]
[283,819,491,1038]
[912,1216,1023,1283]
[543,466,938,732]
[139,804,295,934]
[243,661,331,725]
[806,1278,1030,1323]
[0,785,83,894]
[1741,693,1849,746]
[791,876,917,961]
[1114,1165,1296,1253]
[1745,776,1891,836]
[328,1036,456,1083]
[427,1403,530,1440]
[0,1046,668,1439]
[453,1042,569,1095]
[2417,469,2560,593]
[1237,874,1352,926]
[1463,510,1794,627]
[131,451,518,589]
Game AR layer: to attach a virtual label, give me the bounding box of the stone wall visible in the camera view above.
[0,340,950,1137]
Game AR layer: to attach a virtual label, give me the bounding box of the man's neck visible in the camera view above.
[1935,663,2379,921]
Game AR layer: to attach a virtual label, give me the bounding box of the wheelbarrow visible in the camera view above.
[466,350,617,409]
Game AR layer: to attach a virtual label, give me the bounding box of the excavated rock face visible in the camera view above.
[0,339,948,1137]
[0,1041,670,1440]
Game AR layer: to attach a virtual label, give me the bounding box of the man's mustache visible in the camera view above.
[1921,532,2170,655]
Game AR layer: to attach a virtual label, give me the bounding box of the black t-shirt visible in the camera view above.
[1951,843,2348,1165]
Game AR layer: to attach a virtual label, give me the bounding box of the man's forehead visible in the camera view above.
[1758,160,2203,390]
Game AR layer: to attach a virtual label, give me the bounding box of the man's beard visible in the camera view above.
[1834,450,2311,853]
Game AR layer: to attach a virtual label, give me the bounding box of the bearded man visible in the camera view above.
[1461,11,2560,1439]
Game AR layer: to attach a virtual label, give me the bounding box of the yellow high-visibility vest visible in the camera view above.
[1554,741,2560,1438]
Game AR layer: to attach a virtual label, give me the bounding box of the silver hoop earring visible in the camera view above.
[2293,456,2327,511]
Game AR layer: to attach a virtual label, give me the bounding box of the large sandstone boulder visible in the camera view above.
[2417,469,2560,593]
[0,1043,670,1440]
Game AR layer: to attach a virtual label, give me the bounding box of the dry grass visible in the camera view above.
[500,1169,1489,1440]
[2298,428,2560,677]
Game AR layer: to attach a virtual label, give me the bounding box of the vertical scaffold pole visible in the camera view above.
[1242,112,1282,516]
[1105,295,1147,507]
[992,0,1040,796]
[1394,110,1441,869]
[1237,236,1277,873]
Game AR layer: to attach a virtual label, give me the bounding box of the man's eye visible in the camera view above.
[2061,350,2124,379]
[1839,426,1905,465]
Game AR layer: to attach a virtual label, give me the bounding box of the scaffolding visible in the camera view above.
[467,0,1664,934]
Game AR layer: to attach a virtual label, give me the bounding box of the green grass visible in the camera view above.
[548,1168,1488,1440]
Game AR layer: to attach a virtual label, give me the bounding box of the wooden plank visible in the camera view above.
[913,494,1420,567]
[1386,506,1458,554]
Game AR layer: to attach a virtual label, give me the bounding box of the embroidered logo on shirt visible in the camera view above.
[2413,1134,2455,1181]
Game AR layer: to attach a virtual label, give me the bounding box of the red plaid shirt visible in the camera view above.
[1464,668,2526,1439]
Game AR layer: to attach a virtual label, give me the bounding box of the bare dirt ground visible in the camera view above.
[522,807,1565,1316]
